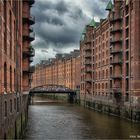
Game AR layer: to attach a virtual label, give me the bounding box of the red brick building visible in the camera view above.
[32,50,80,91]
[0,0,35,95]
[80,0,140,121]
[22,0,35,92]
[0,0,35,138]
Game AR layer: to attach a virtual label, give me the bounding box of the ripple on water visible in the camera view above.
[24,103,140,139]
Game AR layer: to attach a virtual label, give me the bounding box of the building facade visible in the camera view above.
[32,50,80,91]
[0,0,35,138]
[80,0,140,121]
[22,0,35,92]
[0,0,35,94]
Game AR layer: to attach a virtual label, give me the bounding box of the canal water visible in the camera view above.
[24,101,140,139]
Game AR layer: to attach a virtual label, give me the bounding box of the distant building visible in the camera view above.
[80,0,140,121]
[32,50,80,90]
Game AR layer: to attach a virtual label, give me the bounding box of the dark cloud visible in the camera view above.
[34,0,69,15]
[55,1,69,15]
[87,0,109,18]
[31,0,110,64]
[32,0,89,49]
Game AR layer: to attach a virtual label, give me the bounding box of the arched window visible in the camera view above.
[14,69,16,92]
[17,97,19,112]
[10,66,12,92]
[4,101,7,117]
[102,83,104,89]
[106,69,108,78]
[14,98,16,110]
[10,99,12,113]
[103,70,104,79]
[106,83,108,89]
[4,63,7,91]
[98,83,100,90]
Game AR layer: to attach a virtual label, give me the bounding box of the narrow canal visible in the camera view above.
[24,101,140,139]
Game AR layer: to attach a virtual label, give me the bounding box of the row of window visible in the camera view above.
[94,41,109,52]
[4,62,16,92]
[4,97,21,117]
[95,31,109,45]
[80,82,108,90]
[94,50,109,59]
[81,69,109,80]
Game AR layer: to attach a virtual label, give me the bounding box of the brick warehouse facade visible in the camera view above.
[0,0,35,138]
[80,0,140,121]
[31,50,80,91]
[0,0,35,94]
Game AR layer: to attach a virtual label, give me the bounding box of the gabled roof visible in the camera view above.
[89,19,97,28]
[106,0,113,11]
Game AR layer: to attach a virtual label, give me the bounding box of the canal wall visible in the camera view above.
[31,94,68,103]
[30,93,140,122]
[0,94,28,139]
[38,94,77,103]
[80,98,140,122]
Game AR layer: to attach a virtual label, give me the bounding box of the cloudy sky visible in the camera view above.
[31,0,110,64]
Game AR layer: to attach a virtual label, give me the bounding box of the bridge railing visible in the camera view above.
[30,85,76,93]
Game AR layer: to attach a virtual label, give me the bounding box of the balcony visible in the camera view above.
[85,68,92,73]
[85,53,91,58]
[112,88,122,94]
[23,66,28,74]
[110,88,122,93]
[110,28,122,34]
[110,49,122,54]
[85,78,92,83]
[29,16,35,25]
[29,75,33,82]
[110,59,122,65]
[23,66,35,74]
[30,47,35,57]
[23,47,35,57]
[23,0,35,6]
[29,57,33,63]
[23,32,35,42]
[29,27,33,32]
[110,38,122,45]
[84,45,91,51]
[84,60,91,65]
[30,32,35,41]
[29,66,35,73]
[85,38,92,44]
[110,16,122,23]
[110,88,122,99]
[111,75,122,79]
[23,16,35,25]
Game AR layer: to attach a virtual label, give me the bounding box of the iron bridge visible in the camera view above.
[29,84,76,95]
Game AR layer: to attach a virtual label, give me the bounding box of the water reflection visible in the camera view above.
[25,102,140,139]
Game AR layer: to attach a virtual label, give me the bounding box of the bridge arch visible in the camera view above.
[29,84,76,104]
[29,84,76,94]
